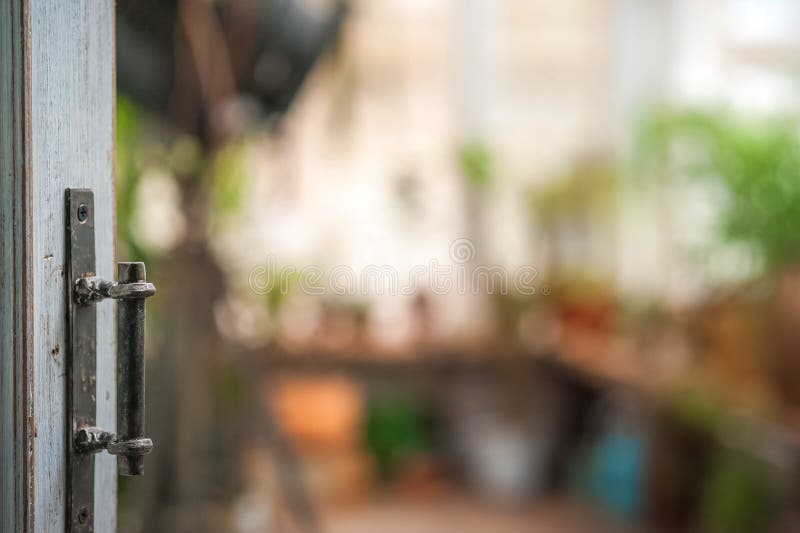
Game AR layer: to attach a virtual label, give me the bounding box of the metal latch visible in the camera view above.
[66,189,155,532]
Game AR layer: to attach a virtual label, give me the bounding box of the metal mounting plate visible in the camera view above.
[65,189,97,532]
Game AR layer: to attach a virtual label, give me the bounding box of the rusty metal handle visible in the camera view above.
[115,262,153,475]
[72,262,155,475]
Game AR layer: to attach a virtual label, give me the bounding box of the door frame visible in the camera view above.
[1,2,118,531]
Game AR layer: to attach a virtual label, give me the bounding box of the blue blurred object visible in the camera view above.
[586,431,645,520]
[570,392,647,521]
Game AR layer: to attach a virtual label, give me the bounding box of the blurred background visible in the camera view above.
[115,0,800,531]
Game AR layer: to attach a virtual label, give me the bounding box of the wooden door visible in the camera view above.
[1,2,117,531]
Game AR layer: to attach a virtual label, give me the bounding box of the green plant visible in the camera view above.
[700,451,774,533]
[364,393,430,479]
[529,159,617,282]
[116,96,147,260]
[457,141,493,189]
[532,161,616,225]
[638,110,800,274]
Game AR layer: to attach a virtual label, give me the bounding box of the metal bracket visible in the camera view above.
[66,189,155,532]
[66,189,100,532]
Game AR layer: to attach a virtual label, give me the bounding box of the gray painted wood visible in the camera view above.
[1,1,34,531]
[2,1,117,531]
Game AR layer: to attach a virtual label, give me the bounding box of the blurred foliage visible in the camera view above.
[666,387,728,434]
[530,160,617,287]
[457,141,493,189]
[364,393,430,480]
[116,96,147,260]
[638,110,800,274]
[700,451,774,533]
[208,141,248,225]
[262,269,305,314]
[213,362,247,411]
[116,96,251,258]
[532,161,617,225]
[168,135,206,180]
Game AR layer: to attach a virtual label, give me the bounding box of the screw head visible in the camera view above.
[77,203,89,223]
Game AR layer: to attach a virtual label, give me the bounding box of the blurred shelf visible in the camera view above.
[260,346,553,377]
[258,342,650,394]
[256,342,800,456]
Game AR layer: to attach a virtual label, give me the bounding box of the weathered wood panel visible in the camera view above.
[1,1,34,531]
[2,1,117,531]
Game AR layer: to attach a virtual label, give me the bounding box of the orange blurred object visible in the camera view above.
[272,376,364,451]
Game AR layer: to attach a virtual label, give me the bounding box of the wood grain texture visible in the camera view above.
[1,1,34,531]
[2,1,117,531]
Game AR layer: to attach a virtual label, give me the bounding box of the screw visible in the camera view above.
[77,506,89,525]
[75,428,89,448]
[77,203,89,223]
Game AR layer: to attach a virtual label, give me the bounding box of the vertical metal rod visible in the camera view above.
[117,262,147,475]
